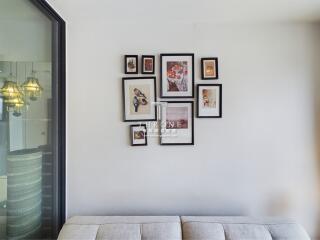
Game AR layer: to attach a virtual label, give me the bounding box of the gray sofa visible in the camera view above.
[58,216,310,240]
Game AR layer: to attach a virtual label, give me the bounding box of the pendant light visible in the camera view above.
[22,62,43,101]
[0,63,22,99]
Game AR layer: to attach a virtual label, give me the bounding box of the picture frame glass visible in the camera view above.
[131,125,147,145]
[161,102,193,145]
[123,77,156,121]
[161,55,194,97]
[198,85,221,117]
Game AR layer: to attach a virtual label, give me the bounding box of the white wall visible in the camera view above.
[49,1,320,237]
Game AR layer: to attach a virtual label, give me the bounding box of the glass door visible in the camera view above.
[0,1,65,239]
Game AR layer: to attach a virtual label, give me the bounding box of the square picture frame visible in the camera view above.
[160,101,194,145]
[160,53,194,98]
[130,124,148,146]
[122,77,157,122]
[124,55,138,74]
[197,84,222,118]
[141,55,155,74]
[201,58,219,80]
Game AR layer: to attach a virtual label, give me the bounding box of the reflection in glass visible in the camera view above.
[0,0,58,238]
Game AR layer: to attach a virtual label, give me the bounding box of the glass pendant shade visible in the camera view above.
[4,95,25,108]
[0,80,22,99]
[22,77,43,101]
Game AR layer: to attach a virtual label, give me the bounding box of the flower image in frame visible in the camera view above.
[166,61,188,92]
[160,54,194,98]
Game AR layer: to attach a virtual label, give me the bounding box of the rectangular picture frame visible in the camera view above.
[122,77,157,122]
[124,55,138,74]
[160,53,194,98]
[201,57,219,80]
[197,84,222,118]
[130,124,148,146]
[160,101,194,145]
[141,55,155,74]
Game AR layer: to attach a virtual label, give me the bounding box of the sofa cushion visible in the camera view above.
[58,216,182,240]
[181,216,310,240]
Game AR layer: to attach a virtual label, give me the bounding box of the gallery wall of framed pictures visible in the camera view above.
[122,54,222,146]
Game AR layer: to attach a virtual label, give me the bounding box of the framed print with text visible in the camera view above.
[160,53,194,98]
[197,84,222,118]
[122,77,157,122]
[160,101,194,145]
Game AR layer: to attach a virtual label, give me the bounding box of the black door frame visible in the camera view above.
[29,0,66,236]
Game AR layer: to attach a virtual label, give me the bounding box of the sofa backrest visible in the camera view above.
[58,216,310,240]
[58,216,181,240]
[181,216,310,240]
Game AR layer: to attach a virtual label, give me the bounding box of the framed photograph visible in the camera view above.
[160,101,194,145]
[141,55,155,74]
[124,55,138,74]
[197,84,222,118]
[122,77,157,122]
[201,58,219,80]
[160,53,194,98]
[130,124,147,146]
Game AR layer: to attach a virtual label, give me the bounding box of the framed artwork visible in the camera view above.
[141,55,155,74]
[124,55,138,74]
[160,101,194,145]
[122,77,157,122]
[201,58,219,80]
[130,124,147,146]
[197,84,222,118]
[160,53,194,98]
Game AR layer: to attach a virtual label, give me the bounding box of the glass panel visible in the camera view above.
[0,1,57,239]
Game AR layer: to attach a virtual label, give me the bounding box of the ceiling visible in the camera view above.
[46,0,320,23]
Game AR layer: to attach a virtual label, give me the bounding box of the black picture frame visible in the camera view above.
[124,55,138,74]
[130,124,148,146]
[160,101,194,146]
[201,57,219,80]
[160,53,194,98]
[141,55,155,74]
[197,84,222,118]
[30,0,66,236]
[122,77,157,122]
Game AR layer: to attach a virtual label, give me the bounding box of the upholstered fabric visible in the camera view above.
[181,216,310,240]
[58,216,182,240]
[58,216,310,240]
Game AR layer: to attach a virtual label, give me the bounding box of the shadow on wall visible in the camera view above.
[313,23,320,239]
